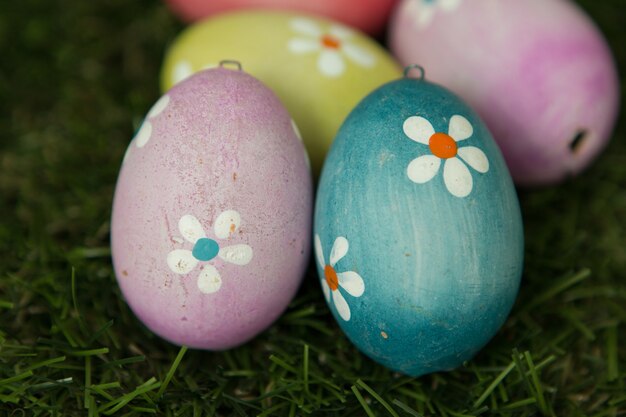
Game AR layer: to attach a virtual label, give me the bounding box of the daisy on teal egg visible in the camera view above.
[167,211,253,294]
[407,0,463,29]
[314,235,364,321]
[404,114,489,198]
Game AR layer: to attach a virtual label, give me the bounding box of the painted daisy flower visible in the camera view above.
[407,0,463,29]
[404,114,489,198]
[167,211,253,294]
[314,235,364,321]
[122,94,170,164]
[123,94,171,164]
[287,18,375,78]
[134,94,171,149]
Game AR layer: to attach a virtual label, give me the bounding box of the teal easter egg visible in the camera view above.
[314,68,524,377]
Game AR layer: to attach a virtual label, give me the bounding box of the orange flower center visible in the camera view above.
[429,132,458,159]
[324,265,339,291]
[321,35,341,49]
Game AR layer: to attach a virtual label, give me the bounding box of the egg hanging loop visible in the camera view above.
[219,60,243,71]
[403,64,425,81]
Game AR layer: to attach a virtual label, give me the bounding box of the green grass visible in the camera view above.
[1,0,625,415]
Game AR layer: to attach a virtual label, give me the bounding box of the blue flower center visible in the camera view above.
[192,238,219,261]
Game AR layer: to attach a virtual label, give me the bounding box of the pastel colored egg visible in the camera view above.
[111,65,312,350]
[314,69,524,377]
[389,0,620,185]
[164,0,399,35]
[161,10,402,174]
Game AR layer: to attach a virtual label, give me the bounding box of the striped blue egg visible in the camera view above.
[313,69,524,377]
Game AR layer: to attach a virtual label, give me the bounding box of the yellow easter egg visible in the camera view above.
[161,10,401,173]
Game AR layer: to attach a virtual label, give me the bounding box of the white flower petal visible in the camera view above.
[218,244,253,266]
[197,264,222,294]
[342,43,375,68]
[122,143,132,164]
[403,116,435,145]
[416,6,436,29]
[328,24,353,40]
[173,61,193,85]
[167,249,198,274]
[134,121,152,148]
[407,154,441,184]
[290,18,322,37]
[179,214,206,243]
[147,94,170,119]
[291,119,303,142]
[333,290,351,321]
[337,271,364,297]
[440,0,463,11]
[329,236,349,267]
[404,0,422,16]
[448,115,473,142]
[288,38,321,54]
[317,50,345,78]
[321,279,331,302]
[314,234,326,268]
[214,210,241,239]
[443,157,473,198]
[457,146,489,173]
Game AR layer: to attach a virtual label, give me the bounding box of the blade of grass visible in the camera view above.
[0,370,33,385]
[523,269,590,311]
[99,378,161,415]
[23,356,66,372]
[502,398,538,410]
[101,355,145,368]
[68,347,109,357]
[352,385,376,417]
[71,267,88,336]
[84,356,92,409]
[524,351,550,415]
[86,320,115,346]
[606,325,618,381]
[392,399,424,417]
[473,361,516,409]
[156,345,187,398]
[303,344,309,395]
[356,379,399,417]
[269,354,299,374]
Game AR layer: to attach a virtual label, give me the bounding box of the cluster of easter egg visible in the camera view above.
[111,0,619,377]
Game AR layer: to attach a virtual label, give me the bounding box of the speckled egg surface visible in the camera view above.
[164,0,399,35]
[314,71,524,377]
[111,66,313,350]
[161,10,401,174]
[389,0,620,185]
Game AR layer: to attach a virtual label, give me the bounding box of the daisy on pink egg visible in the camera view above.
[405,0,464,29]
[167,210,253,294]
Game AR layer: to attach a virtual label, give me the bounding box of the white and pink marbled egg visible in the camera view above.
[390,0,620,185]
[111,65,312,349]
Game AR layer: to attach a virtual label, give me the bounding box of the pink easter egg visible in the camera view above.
[389,0,620,185]
[111,64,312,349]
[164,0,399,35]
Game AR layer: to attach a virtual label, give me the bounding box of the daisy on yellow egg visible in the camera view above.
[287,18,375,78]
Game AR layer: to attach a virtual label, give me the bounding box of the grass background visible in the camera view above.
[1,0,625,415]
